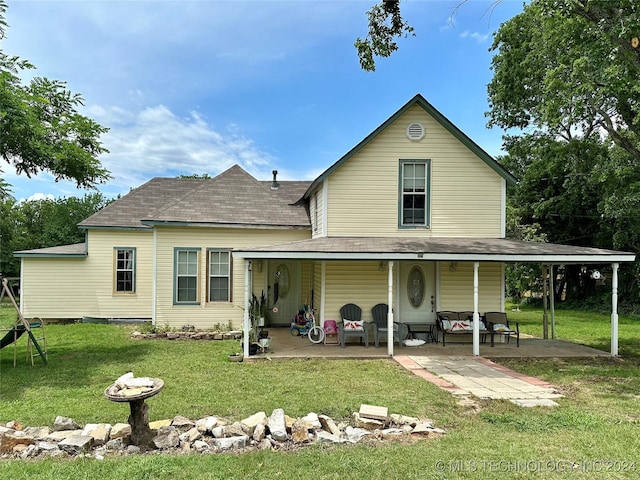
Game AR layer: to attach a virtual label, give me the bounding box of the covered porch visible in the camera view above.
[247,327,610,359]
[235,236,635,359]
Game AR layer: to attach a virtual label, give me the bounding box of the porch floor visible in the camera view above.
[250,327,610,359]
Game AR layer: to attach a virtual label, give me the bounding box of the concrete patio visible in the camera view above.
[250,327,610,360]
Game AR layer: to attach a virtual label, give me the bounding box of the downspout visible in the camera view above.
[243,260,251,357]
[387,260,394,357]
[611,262,619,356]
[473,261,480,356]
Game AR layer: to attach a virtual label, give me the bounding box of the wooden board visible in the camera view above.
[359,404,388,421]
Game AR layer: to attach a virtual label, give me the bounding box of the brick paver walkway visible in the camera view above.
[395,355,563,406]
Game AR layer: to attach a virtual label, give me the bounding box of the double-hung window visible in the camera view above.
[208,250,231,302]
[399,160,430,228]
[114,248,136,293]
[174,248,200,304]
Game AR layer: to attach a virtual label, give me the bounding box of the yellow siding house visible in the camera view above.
[16,94,634,356]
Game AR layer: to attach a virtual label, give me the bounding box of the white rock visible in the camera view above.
[53,416,81,432]
[381,428,404,438]
[344,426,372,443]
[241,412,267,430]
[196,416,218,433]
[212,435,248,450]
[193,440,210,452]
[58,435,94,454]
[319,415,341,436]
[268,409,287,442]
[301,412,322,430]
[316,430,345,444]
[110,423,131,440]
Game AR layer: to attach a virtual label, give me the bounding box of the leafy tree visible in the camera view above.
[0,193,111,277]
[488,0,640,162]
[0,1,110,189]
[355,0,415,72]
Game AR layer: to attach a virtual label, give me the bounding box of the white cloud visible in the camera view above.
[25,193,55,203]
[93,104,280,192]
[460,30,491,43]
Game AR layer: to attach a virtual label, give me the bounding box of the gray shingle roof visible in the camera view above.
[79,177,205,229]
[79,165,311,229]
[233,236,635,263]
[14,243,87,257]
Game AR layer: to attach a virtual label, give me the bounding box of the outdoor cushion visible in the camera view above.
[468,321,487,331]
[492,323,511,332]
[440,319,452,330]
[343,319,364,331]
[450,321,470,332]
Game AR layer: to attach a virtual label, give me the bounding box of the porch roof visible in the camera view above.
[233,236,636,263]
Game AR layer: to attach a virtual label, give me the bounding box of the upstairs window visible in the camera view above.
[400,160,430,228]
[114,248,136,293]
[208,250,231,302]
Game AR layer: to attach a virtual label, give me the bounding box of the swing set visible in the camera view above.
[0,276,47,366]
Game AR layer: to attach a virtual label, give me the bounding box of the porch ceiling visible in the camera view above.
[233,236,635,264]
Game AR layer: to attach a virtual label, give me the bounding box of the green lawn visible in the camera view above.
[1,301,639,479]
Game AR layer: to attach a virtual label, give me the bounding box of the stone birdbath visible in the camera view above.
[104,372,164,448]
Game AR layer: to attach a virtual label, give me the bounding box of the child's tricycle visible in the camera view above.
[290,308,324,343]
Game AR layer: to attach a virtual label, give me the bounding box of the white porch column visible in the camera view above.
[473,261,480,356]
[320,261,326,325]
[243,260,251,357]
[550,264,556,339]
[388,261,395,357]
[611,262,619,356]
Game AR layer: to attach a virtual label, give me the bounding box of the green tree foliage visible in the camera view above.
[355,0,415,72]
[491,1,640,308]
[488,0,640,161]
[0,193,111,277]
[0,1,110,189]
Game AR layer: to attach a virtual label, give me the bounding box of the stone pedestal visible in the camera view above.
[104,377,163,449]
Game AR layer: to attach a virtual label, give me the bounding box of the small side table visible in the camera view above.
[406,323,438,344]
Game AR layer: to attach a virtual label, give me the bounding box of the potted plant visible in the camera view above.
[258,290,269,338]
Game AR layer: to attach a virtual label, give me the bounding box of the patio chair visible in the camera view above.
[371,303,407,348]
[484,311,520,347]
[338,303,369,348]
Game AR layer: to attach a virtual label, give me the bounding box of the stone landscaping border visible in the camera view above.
[1,408,445,460]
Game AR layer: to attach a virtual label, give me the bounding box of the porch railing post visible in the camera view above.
[473,261,480,356]
[611,262,619,356]
[243,260,251,357]
[388,260,394,357]
[550,264,556,339]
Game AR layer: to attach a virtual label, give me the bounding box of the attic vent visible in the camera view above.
[406,122,425,142]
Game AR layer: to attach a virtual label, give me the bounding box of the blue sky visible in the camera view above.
[2,0,524,201]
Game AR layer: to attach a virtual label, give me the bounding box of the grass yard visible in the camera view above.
[1,301,639,479]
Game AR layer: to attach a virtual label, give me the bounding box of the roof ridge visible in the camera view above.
[142,175,218,220]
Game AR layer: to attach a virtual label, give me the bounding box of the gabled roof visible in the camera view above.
[79,165,311,230]
[142,165,311,228]
[79,177,205,229]
[304,93,517,198]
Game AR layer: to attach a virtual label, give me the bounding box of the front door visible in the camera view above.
[268,261,300,327]
[398,262,435,323]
